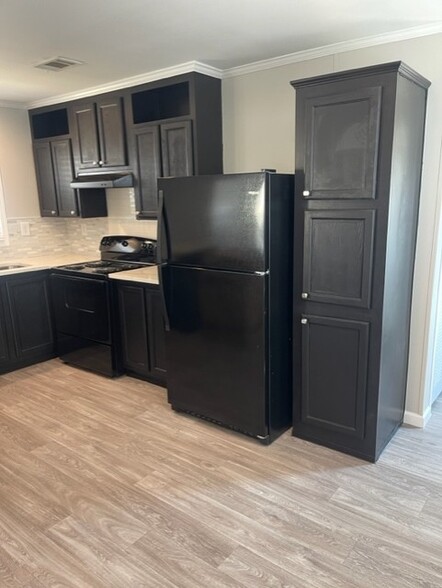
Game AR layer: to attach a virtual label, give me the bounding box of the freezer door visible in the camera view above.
[158,173,267,272]
[165,266,268,438]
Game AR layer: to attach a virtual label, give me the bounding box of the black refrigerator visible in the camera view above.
[158,172,294,443]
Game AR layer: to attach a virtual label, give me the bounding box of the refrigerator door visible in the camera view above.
[165,265,268,438]
[158,173,267,272]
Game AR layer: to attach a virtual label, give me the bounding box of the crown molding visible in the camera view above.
[223,23,442,78]
[26,60,223,109]
[0,100,26,109]
[12,22,442,109]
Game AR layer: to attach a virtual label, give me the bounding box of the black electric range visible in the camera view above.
[51,236,157,377]
[55,235,157,278]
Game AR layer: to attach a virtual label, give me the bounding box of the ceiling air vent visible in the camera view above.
[34,57,84,72]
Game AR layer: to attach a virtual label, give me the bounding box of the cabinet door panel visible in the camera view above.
[97,97,127,167]
[146,290,167,384]
[301,315,369,439]
[133,125,162,217]
[303,210,375,308]
[161,120,193,177]
[304,87,381,199]
[72,102,100,168]
[117,284,150,376]
[0,287,12,369]
[51,139,77,217]
[7,274,54,361]
[34,141,58,217]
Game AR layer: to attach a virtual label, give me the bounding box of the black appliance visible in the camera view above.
[51,235,157,376]
[158,172,294,443]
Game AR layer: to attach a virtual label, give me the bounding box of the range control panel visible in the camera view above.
[100,236,157,263]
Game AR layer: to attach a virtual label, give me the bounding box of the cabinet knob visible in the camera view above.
[70,210,76,215]
[98,160,104,165]
[51,210,56,215]
[302,190,311,197]
[135,210,140,215]
[92,161,98,165]
[301,292,309,299]
[301,318,308,325]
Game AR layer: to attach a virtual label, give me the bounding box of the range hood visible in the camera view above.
[70,172,134,189]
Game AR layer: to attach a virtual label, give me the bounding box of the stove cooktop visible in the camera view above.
[54,236,157,278]
[55,260,146,276]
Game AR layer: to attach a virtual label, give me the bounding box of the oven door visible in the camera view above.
[51,274,111,344]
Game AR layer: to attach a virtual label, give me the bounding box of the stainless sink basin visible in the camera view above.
[0,264,29,270]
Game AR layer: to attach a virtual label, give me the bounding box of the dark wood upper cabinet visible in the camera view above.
[96,97,127,167]
[29,72,222,220]
[33,138,77,218]
[70,95,127,172]
[51,139,77,217]
[292,62,431,461]
[132,125,162,217]
[33,141,59,217]
[303,86,382,200]
[127,72,222,218]
[160,120,193,177]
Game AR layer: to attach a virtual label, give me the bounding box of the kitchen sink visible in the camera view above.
[0,264,29,270]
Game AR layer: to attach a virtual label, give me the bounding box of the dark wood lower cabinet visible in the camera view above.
[116,282,166,386]
[0,271,55,374]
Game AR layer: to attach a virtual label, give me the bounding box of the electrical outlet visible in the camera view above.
[20,222,30,236]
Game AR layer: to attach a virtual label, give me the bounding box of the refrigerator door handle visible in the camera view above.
[157,189,171,332]
[157,189,169,264]
[158,263,171,332]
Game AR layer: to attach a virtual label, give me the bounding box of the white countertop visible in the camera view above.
[0,253,99,277]
[109,265,159,285]
[0,253,159,285]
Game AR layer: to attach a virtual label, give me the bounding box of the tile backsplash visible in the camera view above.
[0,188,157,260]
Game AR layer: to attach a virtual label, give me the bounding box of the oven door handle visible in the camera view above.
[157,189,170,332]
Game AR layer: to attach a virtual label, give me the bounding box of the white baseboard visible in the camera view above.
[403,407,432,428]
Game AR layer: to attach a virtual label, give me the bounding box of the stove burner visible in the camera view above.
[64,264,87,270]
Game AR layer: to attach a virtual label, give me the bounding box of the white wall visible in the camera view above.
[222,33,442,424]
[0,107,40,218]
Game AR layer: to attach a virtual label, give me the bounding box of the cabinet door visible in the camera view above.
[303,86,381,199]
[146,289,167,384]
[51,139,77,217]
[6,273,54,362]
[301,315,369,439]
[33,141,58,217]
[96,97,127,167]
[133,125,162,217]
[117,284,150,377]
[303,210,375,308]
[160,120,193,177]
[0,287,13,370]
[71,101,100,169]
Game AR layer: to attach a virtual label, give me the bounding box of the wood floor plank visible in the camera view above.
[0,359,441,587]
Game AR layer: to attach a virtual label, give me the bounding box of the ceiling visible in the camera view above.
[1,0,442,106]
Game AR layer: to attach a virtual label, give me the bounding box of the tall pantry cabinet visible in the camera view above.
[291,62,430,461]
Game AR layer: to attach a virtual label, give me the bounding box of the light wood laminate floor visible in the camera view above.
[0,359,441,587]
